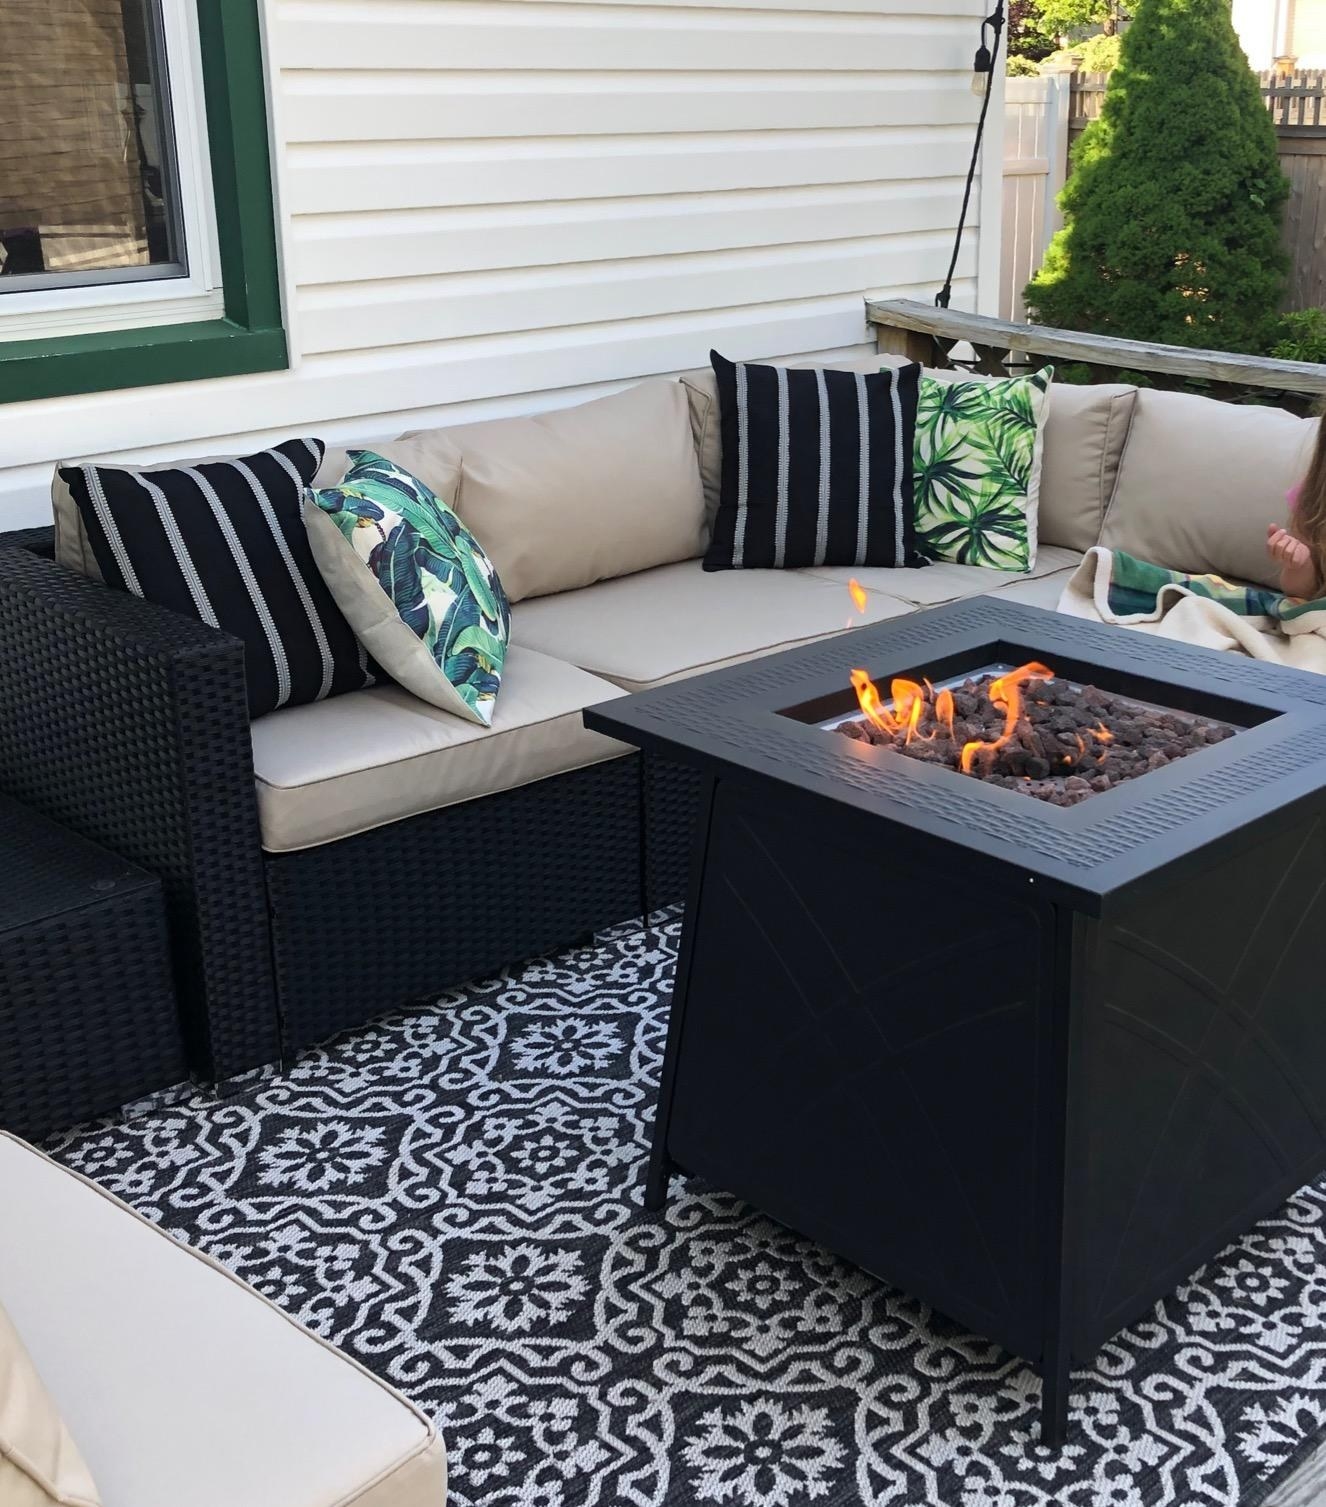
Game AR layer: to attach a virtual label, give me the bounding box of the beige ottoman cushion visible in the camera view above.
[251,647,629,851]
[512,560,914,693]
[1101,388,1319,589]
[0,1302,99,1507]
[0,1133,445,1507]
[394,381,706,602]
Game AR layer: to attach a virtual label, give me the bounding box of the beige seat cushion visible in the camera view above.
[251,646,628,851]
[0,1133,445,1507]
[393,381,705,603]
[1101,387,1319,589]
[987,565,1078,610]
[803,545,1083,608]
[512,560,915,692]
[0,1302,99,1507]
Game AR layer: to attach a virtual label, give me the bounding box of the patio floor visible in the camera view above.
[47,911,1326,1507]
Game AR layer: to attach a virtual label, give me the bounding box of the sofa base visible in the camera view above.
[266,756,646,1057]
[643,753,705,912]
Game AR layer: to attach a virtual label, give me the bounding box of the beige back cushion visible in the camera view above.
[396,379,706,603]
[0,1302,100,1507]
[1101,387,1319,588]
[683,357,1135,554]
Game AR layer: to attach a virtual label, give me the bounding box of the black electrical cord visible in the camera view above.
[936,2,1007,310]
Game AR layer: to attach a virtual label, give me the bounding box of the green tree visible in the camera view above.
[1008,0,1058,60]
[1024,0,1288,353]
[1035,0,1126,36]
[1008,0,1127,60]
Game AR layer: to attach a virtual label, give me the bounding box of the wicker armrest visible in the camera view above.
[0,546,279,1083]
[2,526,56,559]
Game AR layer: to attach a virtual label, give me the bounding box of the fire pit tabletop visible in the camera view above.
[586,597,1326,914]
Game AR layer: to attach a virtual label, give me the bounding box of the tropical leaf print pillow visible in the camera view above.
[913,366,1053,572]
[305,450,510,726]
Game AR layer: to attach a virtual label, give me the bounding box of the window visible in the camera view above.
[0,0,286,403]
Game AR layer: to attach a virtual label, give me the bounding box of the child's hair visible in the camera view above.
[1297,416,1326,585]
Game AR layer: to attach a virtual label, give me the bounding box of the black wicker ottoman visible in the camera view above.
[0,795,187,1141]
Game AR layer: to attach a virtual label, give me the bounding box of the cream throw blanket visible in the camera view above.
[1058,546,1326,675]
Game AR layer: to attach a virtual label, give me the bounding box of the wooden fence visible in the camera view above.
[1263,70,1326,129]
[1000,68,1326,320]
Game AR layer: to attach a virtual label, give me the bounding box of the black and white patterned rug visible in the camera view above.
[49,912,1326,1506]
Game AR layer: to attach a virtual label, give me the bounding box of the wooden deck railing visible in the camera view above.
[866,299,1326,415]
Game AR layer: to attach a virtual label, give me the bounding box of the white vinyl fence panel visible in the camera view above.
[1000,73,1069,322]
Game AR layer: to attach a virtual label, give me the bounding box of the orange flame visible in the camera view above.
[853,661,1061,769]
[849,668,898,735]
[959,662,1053,774]
[1091,721,1113,743]
[848,578,868,614]
[891,678,924,736]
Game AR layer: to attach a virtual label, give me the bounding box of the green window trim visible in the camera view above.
[0,0,287,405]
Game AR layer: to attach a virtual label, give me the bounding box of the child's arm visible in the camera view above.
[1268,523,1320,598]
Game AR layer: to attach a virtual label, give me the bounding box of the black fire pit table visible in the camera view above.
[584,596,1326,1443]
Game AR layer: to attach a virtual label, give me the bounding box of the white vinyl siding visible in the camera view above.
[0,0,996,526]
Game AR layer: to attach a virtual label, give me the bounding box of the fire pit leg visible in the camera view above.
[641,775,717,1215]
[1039,1362,1070,1447]
[643,1144,673,1212]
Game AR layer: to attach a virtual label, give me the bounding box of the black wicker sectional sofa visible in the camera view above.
[0,355,1128,1087]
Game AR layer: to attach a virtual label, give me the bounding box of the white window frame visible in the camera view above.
[0,0,223,343]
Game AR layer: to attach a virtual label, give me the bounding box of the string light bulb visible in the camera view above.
[970,7,1002,96]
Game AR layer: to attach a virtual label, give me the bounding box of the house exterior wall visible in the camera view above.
[0,0,997,527]
[1235,0,1326,68]
[1290,1,1326,63]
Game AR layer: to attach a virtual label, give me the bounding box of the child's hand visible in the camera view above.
[1268,523,1319,598]
[1268,523,1311,570]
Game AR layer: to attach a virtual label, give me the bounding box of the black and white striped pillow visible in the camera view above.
[58,439,374,719]
[703,351,923,571]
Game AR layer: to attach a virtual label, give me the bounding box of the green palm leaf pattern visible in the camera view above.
[309,450,510,725]
[913,367,1052,573]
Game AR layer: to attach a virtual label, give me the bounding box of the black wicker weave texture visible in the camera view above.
[265,756,647,1057]
[0,796,186,1140]
[644,753,705,911]
[5,526,55,559]
[0,543,280,1084]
